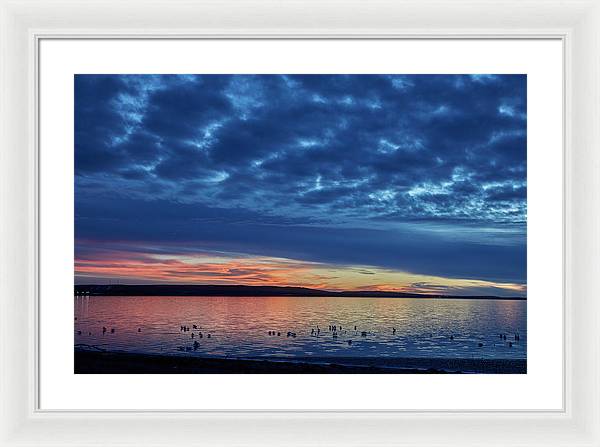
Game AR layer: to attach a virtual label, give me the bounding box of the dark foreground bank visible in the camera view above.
[74,350,526,374]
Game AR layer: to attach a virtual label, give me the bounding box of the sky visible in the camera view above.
[75,74,526,296]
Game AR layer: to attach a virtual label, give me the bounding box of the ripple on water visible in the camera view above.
[74,296,526,360]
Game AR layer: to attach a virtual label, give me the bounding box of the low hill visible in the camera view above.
[73,284,525,300]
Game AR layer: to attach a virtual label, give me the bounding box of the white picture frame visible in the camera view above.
[1,0,599,445]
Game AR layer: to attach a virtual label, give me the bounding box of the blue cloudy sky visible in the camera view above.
[75,74,526,296]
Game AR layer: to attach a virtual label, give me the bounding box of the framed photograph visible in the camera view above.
[1,1,599,446]
[72,70,529,377]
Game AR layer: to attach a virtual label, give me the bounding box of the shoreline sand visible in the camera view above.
[74,349,526,374]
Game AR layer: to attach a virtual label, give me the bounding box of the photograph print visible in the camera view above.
[74,74,526,374]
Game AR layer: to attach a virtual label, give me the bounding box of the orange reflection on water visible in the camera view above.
[74,295,527,360]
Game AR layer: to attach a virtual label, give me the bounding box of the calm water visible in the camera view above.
[74,296,526,360]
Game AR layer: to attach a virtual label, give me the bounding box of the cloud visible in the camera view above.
[75,74,527,286]
[75,196,525,283]
[74,241,525,296]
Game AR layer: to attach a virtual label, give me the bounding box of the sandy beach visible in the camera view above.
[74,349,526,374]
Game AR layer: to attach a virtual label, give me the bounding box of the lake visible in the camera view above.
[74,295,526,363]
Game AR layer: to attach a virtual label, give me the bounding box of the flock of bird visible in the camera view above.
[75,316,522,353]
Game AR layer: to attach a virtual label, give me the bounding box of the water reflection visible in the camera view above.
[74,296,526,360]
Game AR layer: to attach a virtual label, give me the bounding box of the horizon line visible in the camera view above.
[73,283,526,300]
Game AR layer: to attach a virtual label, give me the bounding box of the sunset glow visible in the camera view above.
[75,243,525,296]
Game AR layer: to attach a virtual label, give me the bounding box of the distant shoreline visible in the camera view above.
[74,284,526,300]
[74,349,527,374]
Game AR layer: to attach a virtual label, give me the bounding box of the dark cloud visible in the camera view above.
[141,76,232,140]
[75,74,527,284]
[75,76,134,174]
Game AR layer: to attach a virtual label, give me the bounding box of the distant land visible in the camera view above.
[74,284,526,300]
